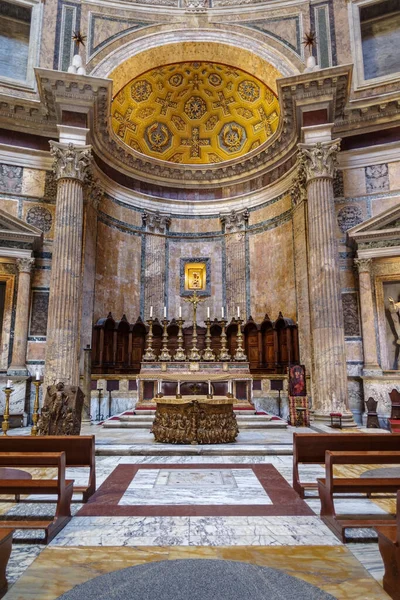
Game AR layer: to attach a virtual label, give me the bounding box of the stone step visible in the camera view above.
[118,414,273,423]
[95,444,293,456]
[102,420,286,430]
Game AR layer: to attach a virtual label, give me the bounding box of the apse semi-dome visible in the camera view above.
[111,61,280,165]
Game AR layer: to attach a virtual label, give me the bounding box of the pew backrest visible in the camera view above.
[293,433,400,496]
[0,451,67,494]
[324,450,400,490]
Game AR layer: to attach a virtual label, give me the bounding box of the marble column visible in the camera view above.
[354,258,381,373]
[44,142,91,388]
[299,135,354,423]
[7,257,35,376]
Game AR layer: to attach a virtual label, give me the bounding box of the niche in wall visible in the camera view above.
[360,0,400,80]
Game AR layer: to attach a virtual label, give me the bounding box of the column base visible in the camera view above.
[313,411,357,427]
[362,365,383,377]
[6,366,30,377]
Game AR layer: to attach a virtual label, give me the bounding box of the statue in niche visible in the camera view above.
[38,382,84,435]
[388,297,400,345]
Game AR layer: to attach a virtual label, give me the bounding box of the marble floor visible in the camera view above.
[0,429,396,599]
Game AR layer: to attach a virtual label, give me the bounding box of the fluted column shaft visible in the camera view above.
[44,142,91,388]
[299,138,351,419]
[354,258,380,370]
[7,258,34,375]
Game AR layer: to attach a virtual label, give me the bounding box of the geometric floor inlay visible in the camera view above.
[77,464,314,517]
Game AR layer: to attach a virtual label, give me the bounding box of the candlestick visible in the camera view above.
[202,317,216,361]
[31,378,42,436]
[143,318,157,361]
[174,317,187,361]
[159,318,171,361]
[234,317,247,361]
[2,385,12,436]
[183,292,206,362]
[218,317,231,361]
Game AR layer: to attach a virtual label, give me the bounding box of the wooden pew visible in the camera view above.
[376,491,400,600]
[0,529,13,599]
[293,433,400,498]
[317,450,400,542]
[0,436,95,502]
[0,452,73,543]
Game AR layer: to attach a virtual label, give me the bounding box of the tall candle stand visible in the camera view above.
[174,318,186,361]
[202,318,215,361]
[159,318,171,361]
[143,317,157,361]
[183,292,206,362]
[31,379,42,436]
[234,317,247,361]
[219,318,231,361]
[2,385,12,436]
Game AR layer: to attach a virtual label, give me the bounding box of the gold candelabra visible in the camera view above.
[174,318,186,361]
[219,317,231,361]
[203,318,215,361]
[2,385,12,436]
[234,317,247,361]
[31,379,42,436]
[143,317,157,361]
[159,318,171,361]
[183,292,206,361]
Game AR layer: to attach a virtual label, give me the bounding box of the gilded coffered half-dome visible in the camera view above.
[111,61,280,165]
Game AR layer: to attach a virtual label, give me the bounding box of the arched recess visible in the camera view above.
[90,26,301,95]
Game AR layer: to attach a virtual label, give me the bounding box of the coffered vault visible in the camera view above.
[111,61,280,165]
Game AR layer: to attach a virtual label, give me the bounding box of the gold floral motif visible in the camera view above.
[238,80,260,102]
[171,115,186,131]
[205,114,219,131]
[184,96,207,120]
[130,80,152,102]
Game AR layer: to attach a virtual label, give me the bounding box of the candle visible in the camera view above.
[207,307,210,319]
[237,306,240,318]
[208,380,211,394]
[221,307,224,318]
[6,379,11,389]
[179,306,182,318]
[150,306,153,317]
[163,306,167,318]
[177,380,181,394]
[35,370,40,381]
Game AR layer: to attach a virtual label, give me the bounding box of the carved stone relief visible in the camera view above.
[0,164,23,194]
[342,292,361,337]
[365,164,389,193]
[337,205,363,233]
[26,206,53,233]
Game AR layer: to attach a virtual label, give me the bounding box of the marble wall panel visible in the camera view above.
[345,339,364,363]
[27,340,46,361]
[22,201,55,240]
[225,230,246,319]
[0,198,18,217]
[167,238,223,323]
[365,164,389,194]
[29,290,49,336]
[31,268,51,289]
[94,221,141,322]
[370,195,400,216]
[248,195,291,227]
[21,169,46,198]
[100,196,142,228]
[388,161,400,191]
[340,269,356,290]
[169,218,220,234]
[249,220,296,322]
[342,292,361,337]
[0,164,22,194]
[343,168,367,198]
[144,233,166,319]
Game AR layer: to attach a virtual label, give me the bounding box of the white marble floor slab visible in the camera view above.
[49,515,341,547]
[118,468,272,506]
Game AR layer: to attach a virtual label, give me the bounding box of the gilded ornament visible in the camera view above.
[171,115,186,131]
[219,122,246,153]
[236,107,253,120]
[145,122,172,153]
[169,73,183,87]
[205,115,219,131]
[131,80,152,102]
[238,80,260,102]
[184,96,207,120]
[209,73,222,86]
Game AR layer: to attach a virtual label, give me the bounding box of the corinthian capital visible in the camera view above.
[354,258,372,274]
[297,139,340,182]
[16,257,34,274]
[50,141,92,182]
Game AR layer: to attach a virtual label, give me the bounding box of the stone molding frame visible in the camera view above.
[180,257,211,297]
[0,271,15,370]
[375,270,400,371]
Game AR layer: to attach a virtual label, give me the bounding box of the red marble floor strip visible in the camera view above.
[77,464,313,518]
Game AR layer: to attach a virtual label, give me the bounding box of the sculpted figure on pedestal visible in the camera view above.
[38,382,84,435]
[388,297,400,346]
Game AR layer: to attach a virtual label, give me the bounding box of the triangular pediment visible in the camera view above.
[0,209,42,248]
[347,201,400,246]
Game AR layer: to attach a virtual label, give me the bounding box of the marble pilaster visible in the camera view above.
[143,211,170,319]
[220,209,248,319]
[354,258,381,374]
[44,142,92,388]
[7,257,34,376]
[299,132,354,423]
